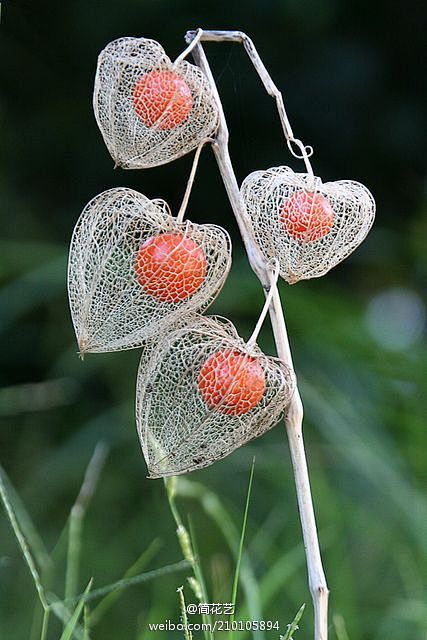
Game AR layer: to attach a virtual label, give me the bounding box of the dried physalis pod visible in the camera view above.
[93,37,219,169]
[241,166,375,283]
[136,315,295,477]
[67,188,231,354]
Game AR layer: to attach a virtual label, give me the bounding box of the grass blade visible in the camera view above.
[83,605,91,640]
[281,604,305,640]
[229,457,255,640]
[61,560,190,606]
[59,579,93,640]
[65,443,108,601]
[0,464,49,610]
[40,609,50,640]
[48,596,85,640]
[0,465,51,572]
[333,613,350,640]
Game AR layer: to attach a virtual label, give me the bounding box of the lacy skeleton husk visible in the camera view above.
[241,166,375,283]
[136,315,295,477]
[93,37,219,169]
[68,188,232,353]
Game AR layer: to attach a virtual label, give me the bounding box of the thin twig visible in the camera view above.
[176,138,214,223]
[184,30,329,640]
[246,260,279,350]
[174,27,203,66]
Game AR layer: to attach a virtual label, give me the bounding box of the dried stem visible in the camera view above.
[246,260,279,350]
[176,137,214,223]
[185,30,329,640]
[185,29,314,178]
[174,27,203,66]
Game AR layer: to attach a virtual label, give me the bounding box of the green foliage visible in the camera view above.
[0,453,190,639]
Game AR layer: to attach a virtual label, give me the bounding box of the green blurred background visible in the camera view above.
[1,1,426,638]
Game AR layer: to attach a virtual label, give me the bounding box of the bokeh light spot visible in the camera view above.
[365,287,426,351]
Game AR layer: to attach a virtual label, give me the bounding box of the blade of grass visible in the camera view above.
[333,613,350,640]
[59,579,93,640]
[48,596,85,640]
[47,410,125,566]
[83,605,91,640]
[30,596,44,640]
[0,465,51,573]
[229,457,255,640]
[40,608,50,640]
[65,443,108,601]
[0,466,55,640]
[281,604,305,640]
[0,465,49,611]
[60,560,190,606]
[90,538,162,625]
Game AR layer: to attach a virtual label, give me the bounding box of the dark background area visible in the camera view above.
[0,1,426,639]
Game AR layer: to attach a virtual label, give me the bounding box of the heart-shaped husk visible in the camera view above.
[93,37,219,169]
[241,166,375,283]
[136,315,295,478]
[67,188,231,354]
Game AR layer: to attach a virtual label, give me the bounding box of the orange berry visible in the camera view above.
[198,349,266,416]
[132,69,193,130]
[135,232,207,303]
[280,190,334,242]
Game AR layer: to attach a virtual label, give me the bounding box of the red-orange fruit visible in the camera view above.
[132,69,193,130]
[198,348,266,416]
[280,190,334,242]
[135,233,207,303]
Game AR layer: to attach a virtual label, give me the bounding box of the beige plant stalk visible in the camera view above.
[184,29,329,640]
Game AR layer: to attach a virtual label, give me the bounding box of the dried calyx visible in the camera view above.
[93,37,219,169]
[241,165,375,284]
[67,188,231,353]
[136,314,295,477]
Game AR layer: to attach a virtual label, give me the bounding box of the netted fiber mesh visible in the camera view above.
[93,37,219,169]
[68,188,231,354]
[241,166,375,284]
[136,315,295,477]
